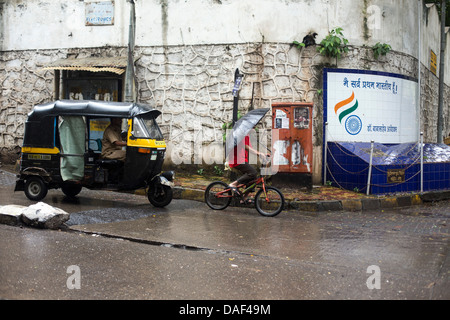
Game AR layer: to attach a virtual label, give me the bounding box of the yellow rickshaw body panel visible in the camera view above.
[21,147,60,154]
[126,119,166,149]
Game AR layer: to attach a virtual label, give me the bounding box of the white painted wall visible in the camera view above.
[0,0,448,83]
[0,0,128,50]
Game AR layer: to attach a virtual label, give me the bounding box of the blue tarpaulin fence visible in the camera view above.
[325,142,450,194]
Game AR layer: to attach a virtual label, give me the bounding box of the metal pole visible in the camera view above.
[437,0,446,143]
[232,68,243,126]
[420,132,424,193]
[417,0,422,141]
[323,122,328,185]
[124,0,136,102]
[366,140,374,196]
[230,69,243,168]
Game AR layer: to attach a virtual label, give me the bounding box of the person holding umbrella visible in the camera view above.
[226,109,271,203]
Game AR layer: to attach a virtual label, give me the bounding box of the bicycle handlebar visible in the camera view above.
[260,154,271,167]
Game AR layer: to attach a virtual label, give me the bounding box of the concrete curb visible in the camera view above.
[173,187,205,202]
[172,187,450,213]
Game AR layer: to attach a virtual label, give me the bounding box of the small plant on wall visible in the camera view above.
[292,41,305,49]
[317,27,349,66]
[372,42,392,60]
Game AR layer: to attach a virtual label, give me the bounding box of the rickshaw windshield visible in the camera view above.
[133,116,164,140]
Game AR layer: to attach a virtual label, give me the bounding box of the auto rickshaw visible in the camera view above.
[15,100,174,207]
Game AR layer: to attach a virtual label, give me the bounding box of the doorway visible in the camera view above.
[63,70,123,101]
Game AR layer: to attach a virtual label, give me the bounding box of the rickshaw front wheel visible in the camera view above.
[24,176,48,201]
[148,185,173,208]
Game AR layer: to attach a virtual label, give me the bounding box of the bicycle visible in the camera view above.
[204,162,285,217]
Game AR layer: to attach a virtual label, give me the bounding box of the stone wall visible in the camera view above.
[420,65,450,143]
[0,50,55,162]
[1,44,448,184]
[0,47,128,163]
[133,43,325,170]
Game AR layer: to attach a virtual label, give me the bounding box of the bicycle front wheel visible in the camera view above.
[255,186,284,217]
[205,181,232,210]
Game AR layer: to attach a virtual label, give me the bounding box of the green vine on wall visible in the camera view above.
[293,27,350,67]
[372,42,392,60]
[317,27,349,64]
[292,41,305,49]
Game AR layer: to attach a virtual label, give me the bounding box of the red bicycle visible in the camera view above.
[204,172,285,217]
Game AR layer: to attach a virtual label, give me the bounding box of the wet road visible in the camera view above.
[0,180,449,300]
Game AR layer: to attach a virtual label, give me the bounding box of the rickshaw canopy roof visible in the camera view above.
[27,100,161,121]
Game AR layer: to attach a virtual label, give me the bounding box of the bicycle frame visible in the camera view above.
[215,176,268,201]
[205,174,284,217]
[205,158,284,217]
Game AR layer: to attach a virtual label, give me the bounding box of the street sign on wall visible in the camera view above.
[323,68,419,144]
[430,50,437,76]
[85,1,115,26]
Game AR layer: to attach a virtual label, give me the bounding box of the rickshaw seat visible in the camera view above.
[97,159,123,168]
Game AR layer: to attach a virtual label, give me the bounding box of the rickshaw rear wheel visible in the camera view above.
[24,176,48,201]
[61,184,82,198]
[148,185,173,207]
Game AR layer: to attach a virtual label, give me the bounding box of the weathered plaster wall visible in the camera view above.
[1,0,449,184]
[0,0,128,51]
[1,0,449,84]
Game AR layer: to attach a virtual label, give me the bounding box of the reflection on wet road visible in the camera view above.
[0,183,449,299]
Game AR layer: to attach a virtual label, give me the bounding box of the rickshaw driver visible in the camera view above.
[101,117,127,162]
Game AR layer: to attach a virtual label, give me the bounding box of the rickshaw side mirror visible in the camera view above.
[121,130,127,141]
[129,131,137,140]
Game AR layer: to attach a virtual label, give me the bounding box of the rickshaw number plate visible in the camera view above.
[28,154,51,161]
[151,155,157,160]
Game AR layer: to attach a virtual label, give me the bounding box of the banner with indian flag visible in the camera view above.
[324,68,419,144]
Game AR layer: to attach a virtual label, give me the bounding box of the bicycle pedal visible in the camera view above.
[239,199,254,205]
[229,187,241,195]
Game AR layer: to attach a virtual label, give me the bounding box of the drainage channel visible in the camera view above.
[67,227,268,259]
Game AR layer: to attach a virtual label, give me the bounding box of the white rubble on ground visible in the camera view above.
[0,202,70,229]
[0,204,25,226]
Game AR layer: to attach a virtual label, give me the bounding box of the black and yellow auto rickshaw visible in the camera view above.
[15,100,174,207]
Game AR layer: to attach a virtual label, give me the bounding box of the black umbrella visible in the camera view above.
[225,108,270,160]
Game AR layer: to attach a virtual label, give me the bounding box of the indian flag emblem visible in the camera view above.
[334,91,362,135]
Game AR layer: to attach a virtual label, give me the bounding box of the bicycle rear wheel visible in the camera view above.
[205,181,232,210]
[255,186,284,217]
